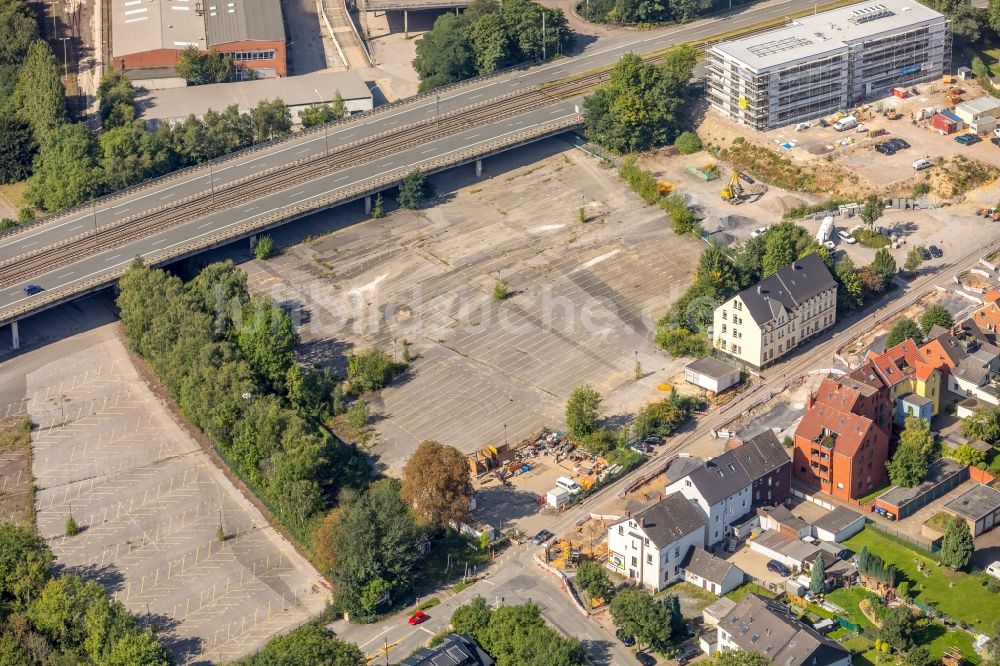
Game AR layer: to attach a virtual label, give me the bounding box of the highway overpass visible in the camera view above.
[0,0,811,348]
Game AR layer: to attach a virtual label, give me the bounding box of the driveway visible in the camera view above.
[285,0,329,74]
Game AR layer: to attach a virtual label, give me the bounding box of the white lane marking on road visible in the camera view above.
[68,225,84,231]
[110,202,129,209]
[55,271,74,279]
[288,190,305,198]
[243,206,259,213]
[150,237,170,246]
[198,221,214,229]
[104,254,121,262]
[160,193,174,200]
[358,626,393,648]
[295,148,311,154]
[420,148,436,154]
[468,93,484,99]
[22,242,37,249]
[332,175,348,182]
[466,133,480,139]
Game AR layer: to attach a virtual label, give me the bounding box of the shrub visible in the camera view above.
[253,234,273,260]
[64,517,79,536]
[675,131,702,154]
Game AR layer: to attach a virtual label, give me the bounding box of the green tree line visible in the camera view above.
[578,0,714,25]
[0,522,172,665]
[413,0,571,91]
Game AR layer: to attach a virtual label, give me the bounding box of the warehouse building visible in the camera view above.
[706,0,950,130]
[112,0,287,78]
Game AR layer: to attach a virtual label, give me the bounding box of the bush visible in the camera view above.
[64,516,79,536]
[346,348,406,392]
[675,131,702,154]
[493,278,509,301]
[253,234,273,260]
[854,229,890,248]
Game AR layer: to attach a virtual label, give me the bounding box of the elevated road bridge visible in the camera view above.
[0,0,813,347]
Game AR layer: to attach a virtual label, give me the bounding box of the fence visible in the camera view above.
[867,521,940,557]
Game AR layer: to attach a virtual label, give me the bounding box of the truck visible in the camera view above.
[834,116,857,131]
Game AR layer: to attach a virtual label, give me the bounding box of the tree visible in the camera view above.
[583,47,697,153]
[176,46,233,84]
[244,624,365,666]
[0,116,35,184]
[452,596,492,636]
[413,13,476,91]
[879,605,916,651]
[609,589,673,651]
[904,246,925,273]
[315,479,423,618]
[398,169,433,209]
[861,194,884,230]
[810,556,826,594]
[961,406,1000,444]
[24,123,101,212]
[991,0,1000,33]
[575,561,613,600]
[715,649,773,666]
[254,234,273,260]
[885,318,923,348]
[939,516,974,570]
[346,347,404,392]
[11,40,66,143]
[904,646,934,666]
[346,398,369,430]
[0,523,53,610]
[871,248,897,281]
[99,120,175,191]
[836,257,863,311]
[695,241,739,298]
[664,193,695,234]
[237,295,298,391]
[951,443,986,467]
[762,230,795,277]
[887,438,929,488]
[250,98,292,142]
[675,131,702,154]
[298,93,347,127]
[97,71,137,129]
[920,304,953,335]
[896,581,910,598]
[474,601,585,666]
[565,386,602,439]
[400,440,473,526]
[492,278,509,301]
[858,265,887,297]
[105,630,172,666]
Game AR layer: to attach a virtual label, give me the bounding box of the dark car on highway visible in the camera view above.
[23,284,44,295]
[767,559,791,576]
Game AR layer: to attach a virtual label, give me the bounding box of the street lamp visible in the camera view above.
[59,37,70,78]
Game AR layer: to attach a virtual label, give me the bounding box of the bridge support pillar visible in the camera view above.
[475,159,483,178]
[404,9,408,36]
[364,195,372,215]
[10,321,19,351]
[249,235,257,252]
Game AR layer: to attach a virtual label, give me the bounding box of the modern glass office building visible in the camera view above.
[707,0,950,130]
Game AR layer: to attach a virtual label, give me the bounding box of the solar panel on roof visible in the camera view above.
[747,36,814,58]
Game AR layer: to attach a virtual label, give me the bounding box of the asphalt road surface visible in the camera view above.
[0,0,818,324]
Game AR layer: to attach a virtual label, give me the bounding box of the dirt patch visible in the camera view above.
[958,271,991,290]
[929,155,1000,199]
[0,417,34,528]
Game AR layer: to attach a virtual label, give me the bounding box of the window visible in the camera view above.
[722,311,727,320]
[647,554,653,565]
[619,526,623,535]
[674,546,680,558]
[722,324,727,333]
[631,556,637,566]
[232,50,276,61]
[837,482,844,489]
[644,538,649,547]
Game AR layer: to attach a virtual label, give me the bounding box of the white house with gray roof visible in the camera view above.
[606,493,707,591]
[666,448,754,547]
[713,253,837,372]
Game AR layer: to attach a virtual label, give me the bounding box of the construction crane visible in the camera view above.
[720,171,745,204]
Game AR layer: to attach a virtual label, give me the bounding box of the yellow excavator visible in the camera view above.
[720,171,745,204]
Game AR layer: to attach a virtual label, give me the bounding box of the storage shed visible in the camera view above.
[547,487,571,508]
[954,95,1000,124]
[931,111,963,134]
[811,506,865,542]
[685,356,741,394]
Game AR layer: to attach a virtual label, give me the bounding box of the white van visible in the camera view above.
[912,159,932,171]
[986,561,1000,581]
[555,476,582,494]
[834,116,857,131]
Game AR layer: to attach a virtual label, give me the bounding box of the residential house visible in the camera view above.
[401,634,494,666]
[852,339,941,425]
[680,547,746,596]
[666,449,753,547]
[811,506,865,542]
[731,430,792,508]
[793,377,891,501]
[945,343,1000,407]
[943,483,1000,536]
[713,253,837,372]
[606,493,707,591]
[972,293,1000,343]
[757,505,812,539]
[713,594,852,666]
[919,323,988,384]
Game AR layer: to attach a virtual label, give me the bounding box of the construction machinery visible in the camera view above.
[721,170,768,205]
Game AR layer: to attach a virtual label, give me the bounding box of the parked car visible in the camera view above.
[955,133,980,145]
[841,233,857,244]
[767,560,791,576]
[921,247,932,260]
[616,629,636,647]
[22,284,44,295]
[643,435,664,445]
[834,116,857,131]
[408,611,428,625]
[889,138,910,150]
[676,644,701,665]
[929,245,942,258]
[531,529,554,545]
[912,158,933,170]
[875,141,896,155]
[636,652,657,666]
[986,561,1000,580]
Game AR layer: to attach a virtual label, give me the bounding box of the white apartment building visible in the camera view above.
[713,252,837,372]
[606,493,706,591]
[666,448,753,547]
[707,0,950,130]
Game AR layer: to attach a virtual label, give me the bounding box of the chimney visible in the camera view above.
[657,493,662,502]
[626,510,631,519]
[640,517,646,527]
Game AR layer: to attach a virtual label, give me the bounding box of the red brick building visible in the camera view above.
[792,376,891,501]
[112,0,286,79]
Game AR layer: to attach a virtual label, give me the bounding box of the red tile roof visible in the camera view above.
[866,339,935,387]
[795,401,874,458]
[812,377,863,413]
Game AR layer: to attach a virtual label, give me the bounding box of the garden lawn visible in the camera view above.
[918,622,981,665]
[725,583,779,601]
[842,529,1000,632]
[826,586,879,632]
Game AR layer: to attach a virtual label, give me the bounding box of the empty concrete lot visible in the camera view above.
[243,139,706,473]
[26,330,326,664]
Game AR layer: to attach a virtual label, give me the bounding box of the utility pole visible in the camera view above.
[209,162,216,205]
[384,638,389,666]
[542,11,546,61]
[60,37,70,78]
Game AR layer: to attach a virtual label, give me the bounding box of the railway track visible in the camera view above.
[0,18,786,289]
